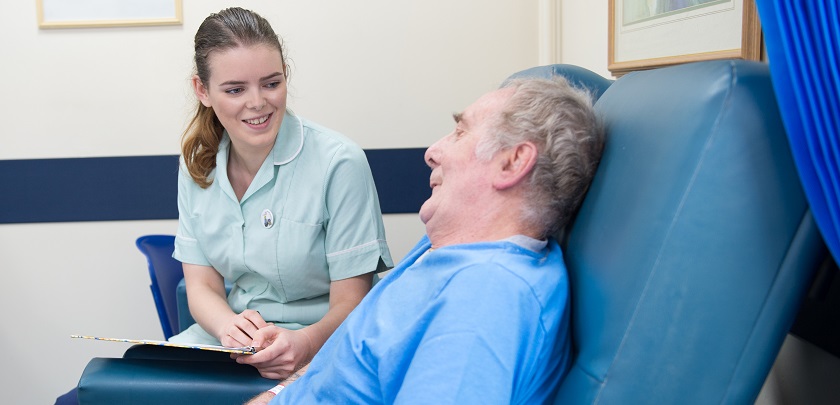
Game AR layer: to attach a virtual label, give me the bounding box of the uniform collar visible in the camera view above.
[213,110,303,202]
[272,110,304,166]
[216,109,303,167]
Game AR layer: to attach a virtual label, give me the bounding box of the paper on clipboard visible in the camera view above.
[71,334,257,355]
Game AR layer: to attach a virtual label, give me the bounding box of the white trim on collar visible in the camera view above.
[274,110,305,166]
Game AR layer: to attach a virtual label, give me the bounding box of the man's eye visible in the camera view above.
[225,88,244,95]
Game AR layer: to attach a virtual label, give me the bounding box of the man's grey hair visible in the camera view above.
[476,76,605,238]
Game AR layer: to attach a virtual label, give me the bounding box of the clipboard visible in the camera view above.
[71,334,257,355]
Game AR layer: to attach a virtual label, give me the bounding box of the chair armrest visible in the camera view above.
[78,357,276,405]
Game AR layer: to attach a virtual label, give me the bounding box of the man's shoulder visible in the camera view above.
[435,242,568,313]
[442,240,565,282]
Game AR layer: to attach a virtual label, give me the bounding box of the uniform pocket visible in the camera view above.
[274,218,330,302]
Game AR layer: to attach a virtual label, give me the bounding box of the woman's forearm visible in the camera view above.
[182,263,235,340]
[300,273,373,352]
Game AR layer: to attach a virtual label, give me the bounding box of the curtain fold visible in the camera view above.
[756,0,840,261]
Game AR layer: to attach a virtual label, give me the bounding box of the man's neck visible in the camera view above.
[427,213,540,249]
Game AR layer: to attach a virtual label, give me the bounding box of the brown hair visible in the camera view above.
[181,7,286,187]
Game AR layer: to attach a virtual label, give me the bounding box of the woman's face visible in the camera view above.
[194,44,287,155]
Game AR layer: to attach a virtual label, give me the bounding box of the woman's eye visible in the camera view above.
[225,88,244,95]
[265,81,281,89]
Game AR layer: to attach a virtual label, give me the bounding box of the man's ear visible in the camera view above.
[192,75,212,107]
[493,142,537,190]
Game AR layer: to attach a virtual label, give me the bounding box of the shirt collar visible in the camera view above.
[273,110,304,166]
[503,234,548,252]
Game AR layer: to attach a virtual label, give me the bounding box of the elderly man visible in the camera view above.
[242,76,604,404]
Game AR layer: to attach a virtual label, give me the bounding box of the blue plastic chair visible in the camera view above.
[136,234,182,340]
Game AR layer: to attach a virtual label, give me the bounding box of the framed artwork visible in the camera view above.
[37,0,182,29]
[609,0,762,76]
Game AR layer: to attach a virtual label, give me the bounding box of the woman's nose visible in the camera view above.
[248,91,266,110]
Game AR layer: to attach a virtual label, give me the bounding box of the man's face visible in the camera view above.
[419,88,514,236]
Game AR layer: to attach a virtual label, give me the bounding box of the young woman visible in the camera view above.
[55,7,391,403]
[170,6,392,378]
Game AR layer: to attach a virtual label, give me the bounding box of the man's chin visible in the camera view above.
[418,203,432,225]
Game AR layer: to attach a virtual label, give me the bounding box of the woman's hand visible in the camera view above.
[235,274,373,378]
[219,309,269,348]
[236,326,314,380]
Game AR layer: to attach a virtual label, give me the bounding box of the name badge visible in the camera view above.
[261,209,274,229]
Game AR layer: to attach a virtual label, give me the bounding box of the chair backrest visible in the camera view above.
[518,61,826,404]
[502,63,613,100]
[136,234,182,339]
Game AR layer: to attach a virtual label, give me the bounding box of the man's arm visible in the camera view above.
[244,364,309,405]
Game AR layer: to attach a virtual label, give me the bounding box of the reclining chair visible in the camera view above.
[76,60,824,404]
[552,60,823,403]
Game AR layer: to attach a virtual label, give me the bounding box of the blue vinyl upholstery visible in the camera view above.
[77,61,825,404]
[554,60,825,404]
[80,353,274,404]
[503,63,613,100]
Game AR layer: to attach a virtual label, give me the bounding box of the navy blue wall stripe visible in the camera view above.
[0,148,429,224]
[364,148,431,214]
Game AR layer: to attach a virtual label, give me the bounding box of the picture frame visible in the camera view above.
[37,0,182,29]
[609,0,762,77]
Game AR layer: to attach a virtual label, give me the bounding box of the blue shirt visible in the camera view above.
[174,111,393,332]
[273,236,571,404]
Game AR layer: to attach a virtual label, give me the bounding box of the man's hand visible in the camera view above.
[236,325,314,379]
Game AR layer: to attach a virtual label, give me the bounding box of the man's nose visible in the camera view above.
[425,141,441,168]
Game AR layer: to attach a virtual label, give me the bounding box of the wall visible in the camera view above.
[559,0,610,78]
[0,1,547,403]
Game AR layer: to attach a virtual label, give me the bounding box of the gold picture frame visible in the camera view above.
[609,0,762,77]
[37,0,182,29]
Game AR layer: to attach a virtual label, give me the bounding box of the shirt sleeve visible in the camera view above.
[322,142,393,280]
[392,266,547,405]
[173,161,210,266]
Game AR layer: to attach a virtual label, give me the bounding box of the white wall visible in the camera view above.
[559,0,610,78]
[0,0,552,403]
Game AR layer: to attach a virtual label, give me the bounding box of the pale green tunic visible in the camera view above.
[171,111,392,345]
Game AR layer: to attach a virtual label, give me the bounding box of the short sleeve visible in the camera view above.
[173,161,210,266]
[323,143,393,280]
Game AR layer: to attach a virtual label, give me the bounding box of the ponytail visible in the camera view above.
[181,102,224,188]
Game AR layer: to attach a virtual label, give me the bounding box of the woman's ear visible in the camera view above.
[192,75,212,107]
[493,142,538,190]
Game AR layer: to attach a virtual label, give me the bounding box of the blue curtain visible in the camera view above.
[756,1,840,261]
